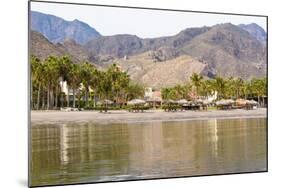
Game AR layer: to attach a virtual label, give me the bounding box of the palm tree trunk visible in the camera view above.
[47,85,50,110]
[93,92,96,108]
[78,95,81,108]
[51,89,54,110]
[60,89,64,108]
[67,86,70,107]
[85,87,89,107]
[36,84,41,110]
[42,90,45,110]
[61,93,64,108]
[55,85,58,108]
[73,87,76,108]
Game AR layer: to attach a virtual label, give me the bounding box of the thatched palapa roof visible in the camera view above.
[128,99,146,105]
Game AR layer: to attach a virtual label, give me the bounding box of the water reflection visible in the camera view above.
[31,118,266,186]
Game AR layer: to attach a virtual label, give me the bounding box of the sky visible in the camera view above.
[31,1,267,39]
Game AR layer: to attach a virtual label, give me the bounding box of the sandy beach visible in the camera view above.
[31,108,267,125]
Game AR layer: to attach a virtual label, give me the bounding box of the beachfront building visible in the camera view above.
[204,91,218,103]
[144,87,153,99]
[60,81,77,103]
[144,87,162,108]
[189,88,217,103]
[60,81,72,96]
[59,80,94,105]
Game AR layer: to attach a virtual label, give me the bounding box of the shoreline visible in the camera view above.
[31,108,267,125]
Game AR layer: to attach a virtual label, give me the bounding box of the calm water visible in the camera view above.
[30,118,267,187]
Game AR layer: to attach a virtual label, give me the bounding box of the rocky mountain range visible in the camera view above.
[30,11,267,88]
[238,23,267,45]
[31,11,101,45]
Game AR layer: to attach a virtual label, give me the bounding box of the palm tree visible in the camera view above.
[97,70,112,101]
[251,78,267,106]
[225,77,235,98]
[81,62,96,107]
[233,78,244,99]
[116,71,130,106]
[213,76,226,99]
[89,68,100,107]
[174,84,185,99]
[190,73,203,97]
[31,55,44,110]
[167,89,177,100]
[243,81,252,99]
[58,56,72,107]
[200,79,213,98]
[161,88,171,100]
[44,56,60,110]
[68,63,82,108]
[126,82,145,101]
[99,63,128,103]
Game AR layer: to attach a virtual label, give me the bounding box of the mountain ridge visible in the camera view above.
[31,11,101,45]
[30,13,267,88]
[238,23,267,44]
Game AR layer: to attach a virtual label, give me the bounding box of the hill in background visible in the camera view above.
[30,11,267,88]
[31,11,101,45]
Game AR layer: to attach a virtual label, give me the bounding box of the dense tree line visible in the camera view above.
[31,55,145,110]
[161,73,267,105]
[31,55,267,110]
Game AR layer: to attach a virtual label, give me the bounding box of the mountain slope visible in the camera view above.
[30,30,90,63]
[84,26,211,59]
[30,30,67,59]
[239,23,267,44]
[113,51,206,88]
[180,23,266,79]
[30,21,267,87]
[85,34,143,58]
[31,11,101,45]
[61,38,89,61]
[84,23,266,80]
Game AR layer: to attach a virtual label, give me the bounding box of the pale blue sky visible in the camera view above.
[31,1,267,38]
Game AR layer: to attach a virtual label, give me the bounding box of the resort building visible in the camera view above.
[144,87,153,98]
[144,87,162,108]
[59,80,94,103]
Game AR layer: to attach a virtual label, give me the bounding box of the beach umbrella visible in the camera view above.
[146,96,162,102]
[104,99,113,104]
[97,99,113,105]
[226,99,235,104]
[247,100,258,105]
[177,99,188,105]
[187,101,193,105]
[128,99,146,105]
[216,99,233,106]
[195,99,203,104]
[203,100,210,105]
[215,100,224,106]
[236,99,247,105]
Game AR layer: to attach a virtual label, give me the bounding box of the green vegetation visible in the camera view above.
[31,55,144,110]
[31,55,267,110]
[161,84,191,100]
[161,73,267,103]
